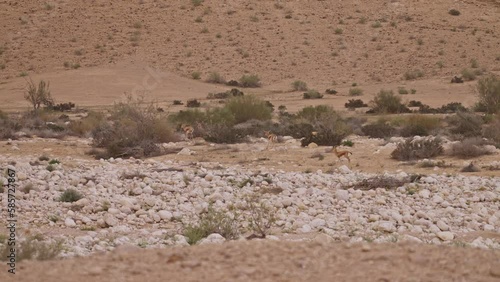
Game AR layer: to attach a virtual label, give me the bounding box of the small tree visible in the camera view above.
[371,90,409,114]
[477,74,500,114]
[24,79,54,112]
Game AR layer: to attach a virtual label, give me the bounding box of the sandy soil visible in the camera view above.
[3,240,500,282]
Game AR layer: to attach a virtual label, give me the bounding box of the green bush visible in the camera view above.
[398,87,409,95]
[239,74,261,88]
[294,105,351,146]
[404,70,424,80]
[206,72,226,84]
[345,99,368,109]
[450,137,493,158]
[461,69,476,81]
[69,111,105,137]
[391,137,444,161]
[371,90,410,114]
[224,95,272,124]
[303,90,323,99]
[448,112,484,137]
[292,80,308,91]
[186,99,201,108]
[91,96,178,158]
[348,87,363,96]
[361,120,397,138]
[58,188,83,202]
[191,71,201,80]
[183,206,239,245]
[399,115,441,137]
[477,74,500,114]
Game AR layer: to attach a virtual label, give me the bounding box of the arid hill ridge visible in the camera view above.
[1,0,499,87]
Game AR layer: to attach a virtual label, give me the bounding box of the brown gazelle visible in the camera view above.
[263,130,278,148]
[181,124,194,140]
[332,146,352,162]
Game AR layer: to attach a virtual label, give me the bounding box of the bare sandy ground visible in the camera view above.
[2,240,500,282]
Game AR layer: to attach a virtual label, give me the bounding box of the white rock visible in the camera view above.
[338,165,351,174]
[310,218,326,228]
[436,220,449,231]
[64,218,76,227]
[174,235,189,246]
[158,210,173,220]
[104,214,119,227]
[436,231,455,241]
[199,233,225,244]
[300,224,312,233]
[335,189,350,201]
[143,186,153,195]
[418,189,431,199]
[375,221,396,233]
[107,208,120,215]
[177,148,195,155]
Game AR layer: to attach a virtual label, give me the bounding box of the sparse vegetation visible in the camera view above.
[391,137,444,161]
[370,90,410,114]
[404,70,424,80]
[91,96,178,158]
[239,74,261,88]
[450,138,493,158]
[292,80,308,91]
[58,188,83,203]
[349,87,363,96]
[303,90,323,99]
[361,120,397,138]
[461,69,476,81]
[186,99,201,108]
[398,87,409,95]
[244,194,277,238]
[225,95,273,124]
[449,9,461,16]
[206,72,226,84]
[183,206,239,245]
[24,79,54,112]
[0,235,63,262]
[476,74,500,114]
[344,99,368,109]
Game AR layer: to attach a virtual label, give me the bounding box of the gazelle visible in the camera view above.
[332,146,352,163]
[180,124,194,140]
[263,130,278,149]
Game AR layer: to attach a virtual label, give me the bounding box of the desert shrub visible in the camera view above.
[244,194,277,238]
[206,72,226,84]
[0,114,17,140]
[292,80,308,91]
[191,0,203,7]
[439,102,467,113]
[226,80,239,87]
[447,112,484,137]
[450,137,494,158]
[408,100,425,107]
[0,235,63,262]
[239,74,261,88]
[294,105,351,146]
[91,97,178,158]
[449,9,460,16]
[169,109,206,126]
[348,87,363,96]
[303,90,323,99]
[361,120,397,138]
[461,69,476,81]
[460,163,480,172]
[398,87,409,95]
[186,99,201,108]
[345,116,367,135]
[224,95,272,124]
[476,74,500,114]
[68,111,105,137]
[183,206,239,245]
[24,79,54,112]
[191,71,201,80]
[58,188,83,202]
[345,99,368,109]
[342,140,354,147]
[482,116,500,146]
[207,88,244,99]
[404,70,424,80]
[391,137,444,161]
[325,89,338,95]
[348,174,420,190]
[173,100,183,105]
[399,115,441,137]
[371,90,410,114]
